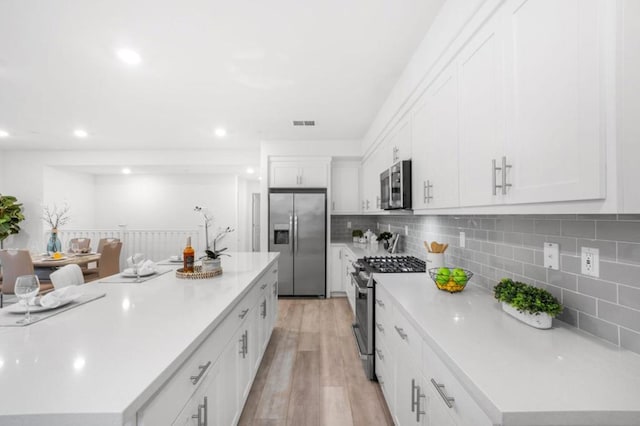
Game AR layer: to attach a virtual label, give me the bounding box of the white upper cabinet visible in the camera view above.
[269,159,329,188]
[387,117,412,166]
[502,0,605,204]
[412,63,460,210]
[331,162,360,214]
[458,12,506,207]
[361,145,384,212]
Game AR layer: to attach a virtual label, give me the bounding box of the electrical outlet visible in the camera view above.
[544,243,559,270]
[376,222,379,230]
[387,224,391,232]
[459,232,466,248]
[404,225,409,236]
[581,247,600,277]
[347,221,351,229]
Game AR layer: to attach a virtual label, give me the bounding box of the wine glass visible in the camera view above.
[14,275,40,324]
[71,242,80,256]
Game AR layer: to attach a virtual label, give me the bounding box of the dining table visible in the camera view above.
[32,253,101,268]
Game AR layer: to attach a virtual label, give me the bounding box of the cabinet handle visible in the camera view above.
[260,283,268,290]
[492,158,501,195]
[425,180,433,203]
[423,181,427,203]
[376,196,380,208]
[366,199,370,210]
[375,322,384,332]
[190,360,212,385]
[191,396,208,426]
[273,283,278,296]
[416,385,426,421]
[431,378,455,408]
[375,348,384,361]
[244,330,248,357]
[394,325,407,340]
[272,269,278,274]
[501,156,512,195]
[375,298,385,307]
[332,201,335,210]
[239,335,245,356]
[411,378,418,413]
[261,299,267,319]
[239,308,250,319]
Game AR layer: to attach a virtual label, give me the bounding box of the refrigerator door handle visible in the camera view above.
[289,215,294,254]
[294,215,299,254]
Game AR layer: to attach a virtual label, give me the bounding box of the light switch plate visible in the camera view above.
[459,232,466,248]
[544,243,559,270]
[581,247,600,277]
[387,224,391,232]
[347,221,351,229]
[404,225,409,236]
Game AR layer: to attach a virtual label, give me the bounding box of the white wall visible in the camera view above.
[94,173,240,252]
[42,166,96,229]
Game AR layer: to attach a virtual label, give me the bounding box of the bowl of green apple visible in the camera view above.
[428,267,473,293]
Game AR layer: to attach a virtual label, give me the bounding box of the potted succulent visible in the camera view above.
[352,229,363,243]
[493,278,562,329]
[377,231,393,250]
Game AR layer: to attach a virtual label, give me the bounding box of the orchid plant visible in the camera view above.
[204,226,235,259]
[194,206,213,249]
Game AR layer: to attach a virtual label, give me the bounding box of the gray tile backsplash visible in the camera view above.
[331,214,640,356]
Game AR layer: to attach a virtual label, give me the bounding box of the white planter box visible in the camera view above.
[501,302,552,329]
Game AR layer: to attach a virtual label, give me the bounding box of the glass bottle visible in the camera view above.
[183,236,195,273]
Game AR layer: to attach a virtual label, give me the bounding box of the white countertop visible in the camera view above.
[0,252,279,425]
[376,273,640,426]
[331,240,395,257]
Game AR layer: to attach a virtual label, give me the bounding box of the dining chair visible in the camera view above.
[67,237,91,253]
[50,264,85,289]
[83,238,121,274]
[97,238,120,254]
[0,249,54,308]
[84,242,123,282]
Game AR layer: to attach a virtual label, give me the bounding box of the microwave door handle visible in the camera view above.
[289,215,294,254]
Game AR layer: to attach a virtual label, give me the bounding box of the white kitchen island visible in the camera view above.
[375,273,640,426]
[0,252,279,426]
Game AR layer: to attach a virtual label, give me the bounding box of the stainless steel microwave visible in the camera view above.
[380,160,411,210]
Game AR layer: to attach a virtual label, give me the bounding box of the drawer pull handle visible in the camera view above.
[394,325,407,340]
[272,269,278,274]
[260,283,268,290]
[239,308,250,319]
[375,322,384,332]
[375,298,385,307]
[191,395,208,426]
[189,361,212,385]
[431,378,455,408]
[375,348,384,360]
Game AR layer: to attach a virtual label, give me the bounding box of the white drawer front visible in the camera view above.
[390,305,422,366]
[422,340,492,426]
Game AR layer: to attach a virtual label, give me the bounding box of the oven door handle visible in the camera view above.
[355,285,369,295]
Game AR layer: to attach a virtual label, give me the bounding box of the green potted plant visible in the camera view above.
[377,231,393,249]
[352,229,363,243]
[493,278,562,329]
[0,194,25,249]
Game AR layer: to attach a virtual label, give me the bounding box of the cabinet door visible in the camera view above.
[361,147,380,212]
[388,117,412,165]
[503,0,605,203]
[423,375,458,426]
[413,64,460,210]
[330,246,345,294]
[331,165,360,213]
[299,161,328,187]
[393,357,426,426]
[270,162,300,187]
[458,11,506,207]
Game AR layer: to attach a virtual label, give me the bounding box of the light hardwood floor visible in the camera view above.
[239,298,394,426]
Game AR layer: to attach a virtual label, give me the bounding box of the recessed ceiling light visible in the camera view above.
[214,127,227,138]
[246,167,255,174]
[116,48,142,65]
[74,129,88,138]
[0,129,9,138]
[122,168,131,175]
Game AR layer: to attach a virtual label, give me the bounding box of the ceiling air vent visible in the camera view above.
[292,120,315,126]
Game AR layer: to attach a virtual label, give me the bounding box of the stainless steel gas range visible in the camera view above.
[351,255,426,380]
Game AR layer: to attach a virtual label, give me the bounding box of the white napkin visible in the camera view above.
[123,259,158,276]
[49,264,85,289]
[126,253,146,267]
[169,255,182,261]
[40,285,81,309]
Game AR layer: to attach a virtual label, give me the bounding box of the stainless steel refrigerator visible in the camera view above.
[268,189,326,297]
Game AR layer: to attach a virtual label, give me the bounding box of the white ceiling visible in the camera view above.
[0,0,444,152]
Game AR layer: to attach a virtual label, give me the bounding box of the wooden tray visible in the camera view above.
[176,265,222,280]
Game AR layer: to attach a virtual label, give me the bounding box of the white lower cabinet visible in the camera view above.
[377,284,492,426]
[137,263,277,426]
[330,245,345,295]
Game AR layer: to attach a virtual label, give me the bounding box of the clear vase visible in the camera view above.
[46,230,62,254]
